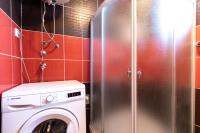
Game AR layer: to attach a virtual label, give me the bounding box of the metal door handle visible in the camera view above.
[137,70,142,79]
[127,69,132,78]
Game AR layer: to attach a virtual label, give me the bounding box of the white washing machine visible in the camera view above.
[1,80,86,133]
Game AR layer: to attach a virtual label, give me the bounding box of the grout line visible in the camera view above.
[22,29,89,39]
[0,53,21,59]
[21,58,90,61]
[20,0,23,84]
[10,0,14,87]
[81,0,84,83]
[22,58,42,60]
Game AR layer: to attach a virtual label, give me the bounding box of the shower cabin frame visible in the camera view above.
[90,0,196,133]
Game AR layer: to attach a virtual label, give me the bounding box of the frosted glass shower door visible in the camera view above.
[102,0,132,133]
[90,0,133,133]
[136,0,194,133]
[137,0,174,132]
[90,10,103,133]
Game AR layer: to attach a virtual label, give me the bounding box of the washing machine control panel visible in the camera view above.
[46,95,54,103]
[41,93,57,104]
[67,91,81,98]
[41,89,84,105]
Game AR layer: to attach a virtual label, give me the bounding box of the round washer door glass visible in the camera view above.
[19,109,79,133]
[33,119,67,133]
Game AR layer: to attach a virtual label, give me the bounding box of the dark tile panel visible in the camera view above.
[65,0,97,14]
[22,0,42,31]
[0,0,11,17]
[11,0,22,26]
[64,7,92,37]
[64,7,82,37]
[42,4,64,34]
[22,0,96,38]
[195,125,200,133]
[196,89,200,125]
[84,83,90,133]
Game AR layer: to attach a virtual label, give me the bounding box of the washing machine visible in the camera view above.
[1,80,86,133]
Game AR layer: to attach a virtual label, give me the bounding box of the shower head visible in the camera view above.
[43,0,70,5]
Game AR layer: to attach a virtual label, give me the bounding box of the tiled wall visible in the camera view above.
[0,0,104,92]
[22,30,90,83]
[21,0,103,83]
[0,2,21,94]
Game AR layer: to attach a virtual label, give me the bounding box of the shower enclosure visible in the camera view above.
[90,0,195,133]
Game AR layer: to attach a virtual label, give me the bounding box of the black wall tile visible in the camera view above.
[42,4,64,34]
[65,0,97,13]
[64,7,82,37]
[195,125,200,133]
[0,0,11,17]
[0,0,22,27]
[196,89,200,125]
[22,0,97,38]
[11,0,22,26]
[22,0,42,31]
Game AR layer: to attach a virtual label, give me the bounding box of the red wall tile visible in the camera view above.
[12,24,21,57]
[83,61,90,83]
[43,60,65,81]
[65,36,82,60]
[66,61,82,82]
[22,59,42,83]
[22,30,42,58]
[0,9,22,94]
[0,27,12,55]
[0,55,13,92]
[196,58,200,88]
[197,27,200,88]
[43,33,64,59]
[0,9,11,27]
[12,57,21,86]
[83,38,90,60]
[196,26,200,42]
[21,30,90,83]
[0,10,12,55]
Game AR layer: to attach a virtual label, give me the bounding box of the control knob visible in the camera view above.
[46,95,54,103]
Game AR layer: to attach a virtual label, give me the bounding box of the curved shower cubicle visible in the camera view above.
[90,0,195,133]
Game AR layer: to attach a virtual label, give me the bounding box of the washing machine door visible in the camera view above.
[19,108,79,133]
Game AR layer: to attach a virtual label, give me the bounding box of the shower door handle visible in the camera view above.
[127,68,132,78]
[137,70,142,79]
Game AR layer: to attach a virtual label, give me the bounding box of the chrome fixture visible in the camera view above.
[54,43,59,49]
[40,62,47,71]
[196,41,200,46]
[40,50,47,57]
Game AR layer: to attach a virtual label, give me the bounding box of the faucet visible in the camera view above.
[40,62,47,71]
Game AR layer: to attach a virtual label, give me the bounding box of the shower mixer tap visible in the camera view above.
[40,62,47,71]
[40,50,47,57]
